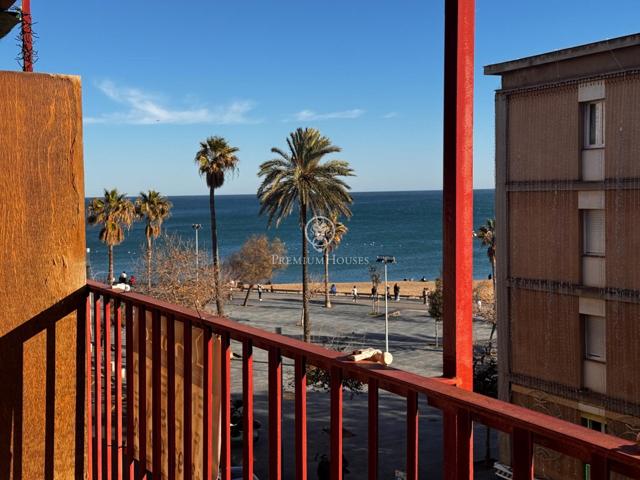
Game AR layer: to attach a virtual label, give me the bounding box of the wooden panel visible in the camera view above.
[510,290,581,386]
[509,191,580,282]
[507,86,580,182]
[0,71,85,479]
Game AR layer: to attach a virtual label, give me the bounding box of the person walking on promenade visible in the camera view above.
[422,287,428,305]
[352,285,358,303]
[257,284,263,302]
[393,283,400,302]
[386,286,390,300]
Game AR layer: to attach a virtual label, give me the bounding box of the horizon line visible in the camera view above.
[84,187,496,198]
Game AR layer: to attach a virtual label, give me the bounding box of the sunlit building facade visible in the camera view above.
[487,34,640,479]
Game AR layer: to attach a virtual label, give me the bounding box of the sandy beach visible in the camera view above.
[271,279,493,297]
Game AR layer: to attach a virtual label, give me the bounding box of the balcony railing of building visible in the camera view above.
[83,280,640,480]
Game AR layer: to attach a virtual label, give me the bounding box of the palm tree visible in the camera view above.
[135,190,172,289]
[195,136,239,316]
[258,128,354,342]
[87,189,136,284]
[323,214,348,308]
[474,218,496,339]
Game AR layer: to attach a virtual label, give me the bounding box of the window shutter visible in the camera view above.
[584,209,605,255]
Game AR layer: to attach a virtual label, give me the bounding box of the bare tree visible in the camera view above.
[136,234,226,311]
[226,235,287,306]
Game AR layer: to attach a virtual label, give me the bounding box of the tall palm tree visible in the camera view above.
[87,189,136,284]
[135,190,172,289]
[474,218,496,339]
[258,128,354,342]
[195,136,239,316]
[323,214,348,308]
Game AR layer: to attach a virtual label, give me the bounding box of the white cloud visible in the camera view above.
[286,108,365,122]
[382,111,398,119]
[85,80,259,125]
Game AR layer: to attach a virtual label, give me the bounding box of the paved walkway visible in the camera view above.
[223,291,499,479]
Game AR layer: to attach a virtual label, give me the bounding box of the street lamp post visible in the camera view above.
[192,224,202,282]
[376,255,396,354]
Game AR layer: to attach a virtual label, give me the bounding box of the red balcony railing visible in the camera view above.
[84,280,640,480]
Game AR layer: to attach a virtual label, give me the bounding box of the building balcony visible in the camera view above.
[73,280,639,480]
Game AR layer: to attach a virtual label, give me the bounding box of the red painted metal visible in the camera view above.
[330,367,343,480]
[442,0,475,390]
[203,327,214,480]
[243,339,254,480]
[152,311,162,476]
[442,0,475,476]
[183,322,193,480]
[85,296,93,480]
[20,0,33,72]
[125,303,135,479]
[167,315,176,479]
[512,428,534,480]
[295,356,307,480]
[114,301,123,480]
[406,392,418,480]
[589,454,608,480]
[220,333,231,480]
[367,379,378,480]
[458,409,473,479]
[138,307,147,480]
[94,296,103,480]
[268,348,282,480]
[104,298,112,480]
[86,282,640,479]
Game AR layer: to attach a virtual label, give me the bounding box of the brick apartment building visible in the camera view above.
[486,34,640,479]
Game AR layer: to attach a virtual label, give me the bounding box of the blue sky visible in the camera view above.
[1,1,638,196]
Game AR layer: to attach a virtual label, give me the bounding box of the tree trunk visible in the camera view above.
[323,248,331,308]
[210,187,225,316]
[147,234,152,289]
[300,204,310,342]
[108,244,114,285]
[489,257,497,342]
[243,285,253,306]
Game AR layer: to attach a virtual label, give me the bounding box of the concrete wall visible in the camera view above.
[606,190,640,290]
[510,289,581,386]
[0,71,85,479]
[605,75,640,178]
[507,87,580,182]
[607,301,640,404]
[498,45,640,90]
[509,191,580,282]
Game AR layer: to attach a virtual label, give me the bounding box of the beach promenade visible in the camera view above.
[224,291,498,479]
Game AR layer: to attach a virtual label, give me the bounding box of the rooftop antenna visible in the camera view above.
[20,0,32,71]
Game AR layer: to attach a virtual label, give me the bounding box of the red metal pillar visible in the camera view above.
[442,0,475,391]
[21,0,33,72]
[442,1,475,478]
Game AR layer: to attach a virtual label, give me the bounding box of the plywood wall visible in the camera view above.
[0,71,85,479]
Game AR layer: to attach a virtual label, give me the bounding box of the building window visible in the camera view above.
[583,209,605,256]
[582,415,607,480]
[584,315,606,362]
[583,101,604,148]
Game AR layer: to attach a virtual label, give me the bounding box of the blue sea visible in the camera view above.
[86,190,494,283]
